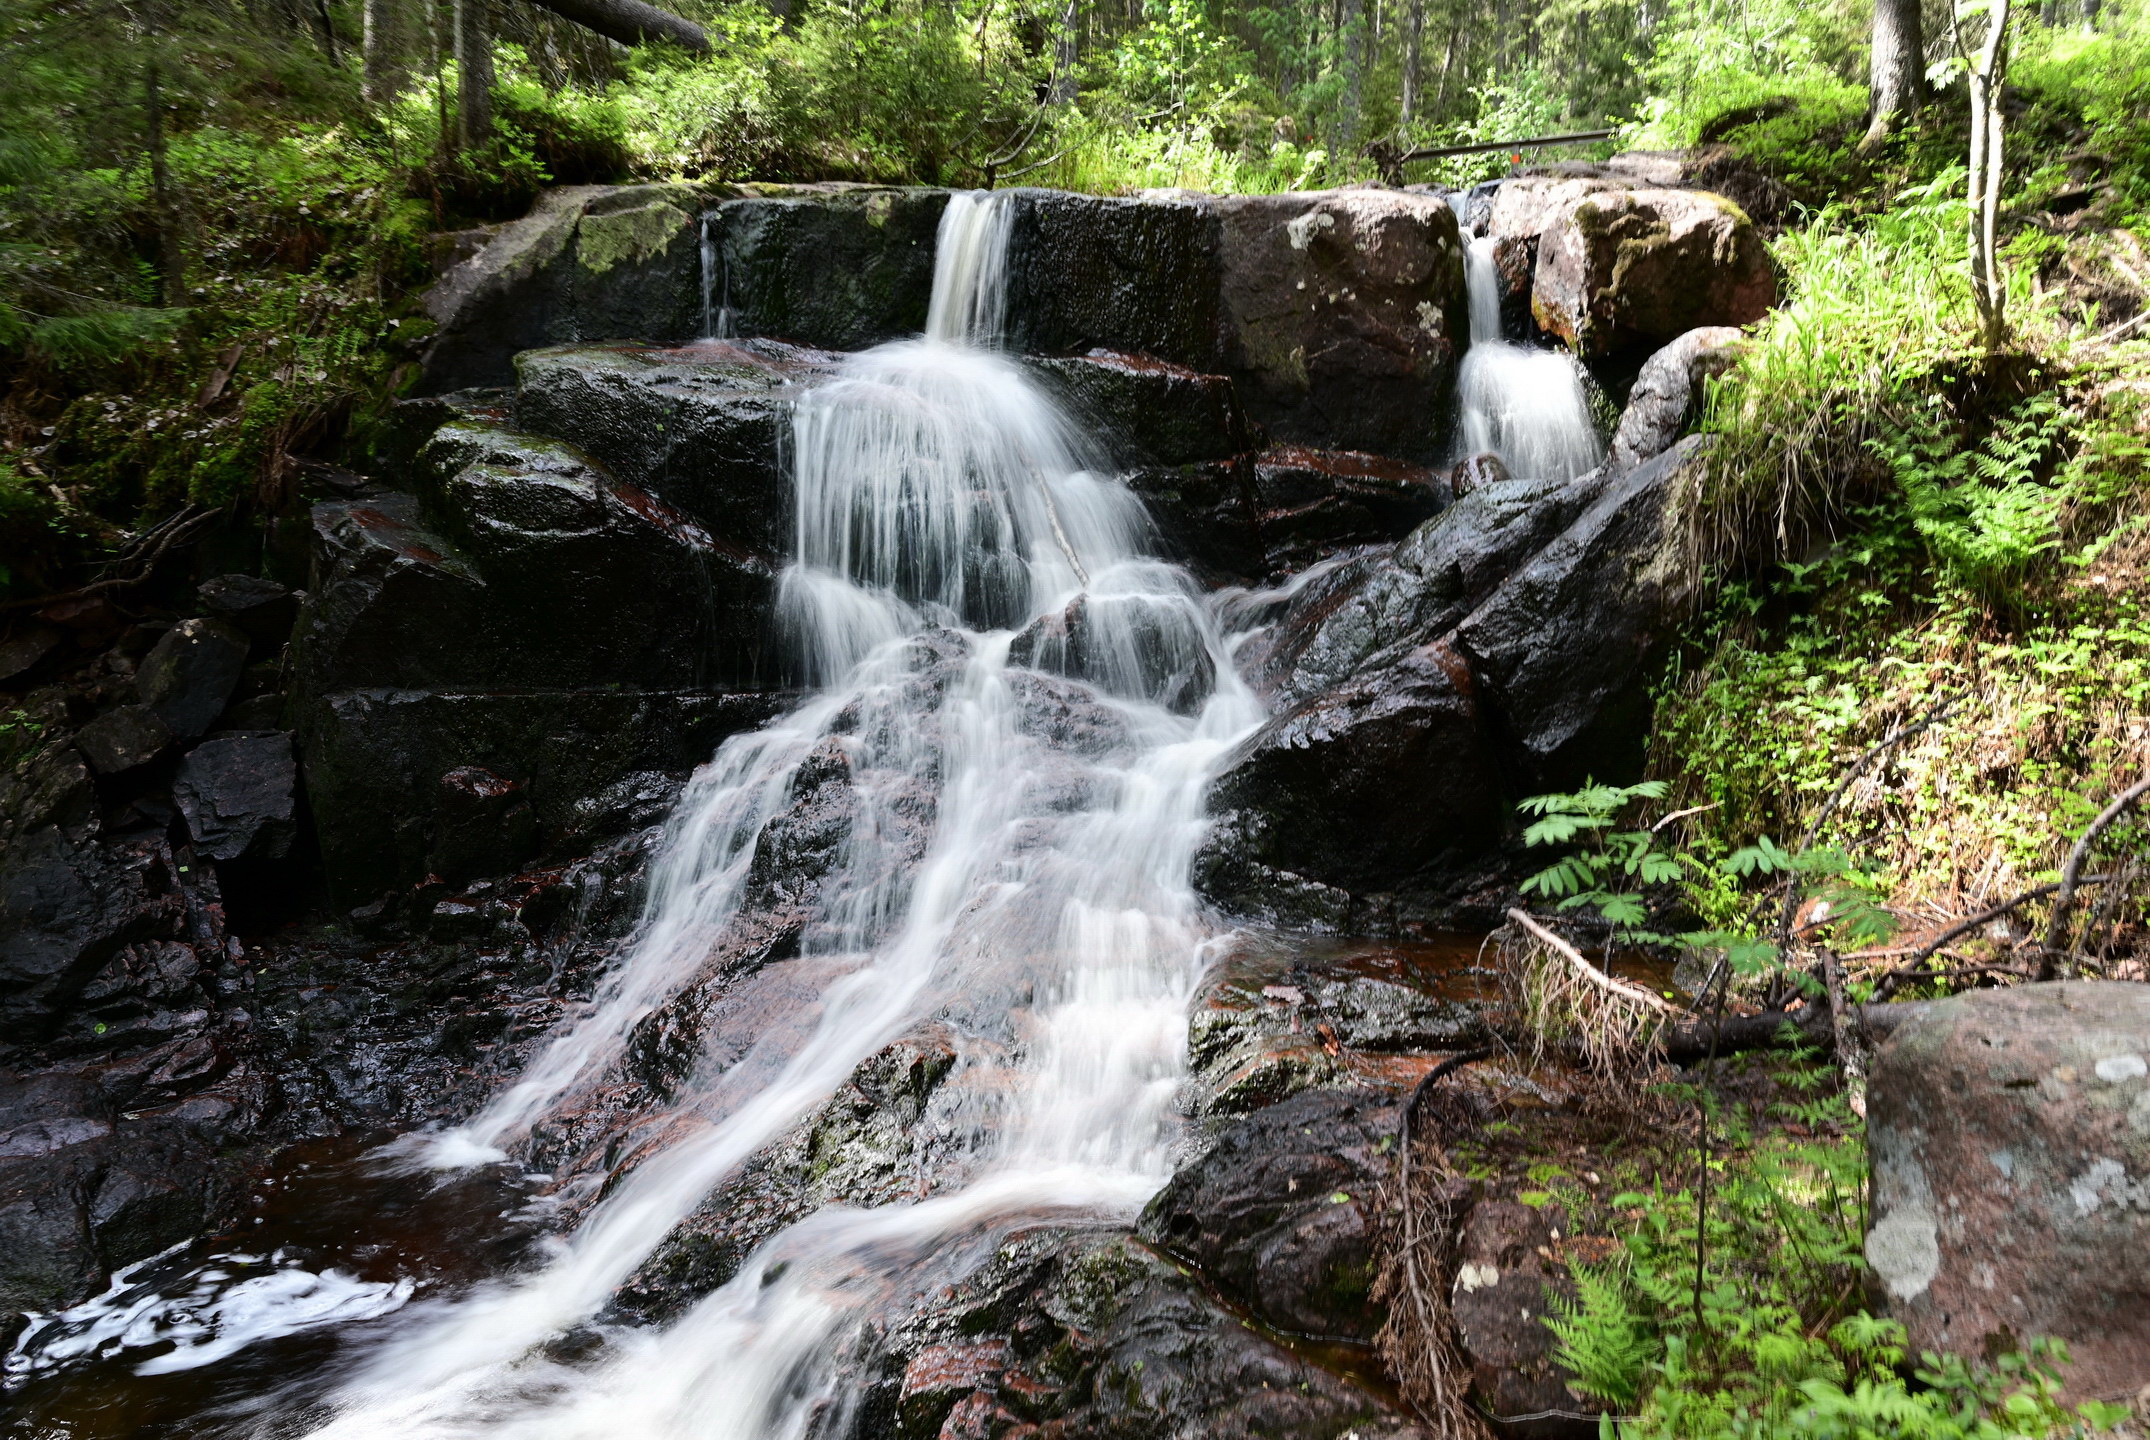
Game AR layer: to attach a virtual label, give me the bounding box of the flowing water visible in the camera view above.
[1454,233,1604,481]
[9,190,1266,1438]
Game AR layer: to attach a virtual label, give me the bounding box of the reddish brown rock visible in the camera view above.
[1866,981,2150,1403]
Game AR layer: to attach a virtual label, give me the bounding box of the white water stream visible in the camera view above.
[247,190,1267,1440]
[1455,233,1603,481]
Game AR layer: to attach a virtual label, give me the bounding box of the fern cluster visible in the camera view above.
[1541,1084,2127,1440]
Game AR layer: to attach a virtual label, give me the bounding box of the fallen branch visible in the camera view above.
[1862,874,2113,999]
[1506,908,1685,1016]
[2040,774,2150,977]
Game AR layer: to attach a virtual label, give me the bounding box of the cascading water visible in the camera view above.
[700,212,737,341]
[31,190,1263,1439]
[1453,232,1604,481]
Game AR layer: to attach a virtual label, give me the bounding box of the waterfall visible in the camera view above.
[1454,232,1603,481]
[699,213,736,341]
[239,190,1266,1439]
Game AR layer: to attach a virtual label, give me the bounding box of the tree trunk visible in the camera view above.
[145,47,180,307]
[1964,0,2012,349]
[1859,0,1926,151]
[1432,10,1460,112]
[1049,0,1077,103]
[1400,0,1423,127]
[453,0,494,150]
[520,0,709,50]
[1337,0,1364,150]
[364,0,412,103]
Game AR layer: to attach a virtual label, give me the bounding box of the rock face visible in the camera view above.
[173,731,298,861]
[1140,1087,1398,1340]
[1486,180,1774,359]
[291,342,823,900]
[1001,189,1226,366]
[1198,438,1707,927]
[422,184,1470,459]
[422,183,715,390]
[704,186,951,350]
[1866,982,2150,1402]
[1449,1199,1591,1439]
[1215,189,1468,459]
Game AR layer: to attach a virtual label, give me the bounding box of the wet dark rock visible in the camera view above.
[1140,1087,1399,1340]
[136,618,250,740]
[173,731,298,862]
[1203,437,1703,922]
[1009,590,1217,715]
[1184,961,1344,1115]
[417,421,773,689]
[1449,1199,1594,1438]
[1867,981,2150,1403]
[0,622,63,684]
[510,338,832,554]
[290,494,489,696]
[297,687,785,902]
[1239,475,1593,707]
[1214,190,1468,459]
[705,186,951,349]
[430,766,540,886]
[421,182,717,391]
[1196,637,1505,929]
[1447,452,1510,498]
[0,829,217,1050]
[1000,189,1225,368]
[1252,444,1450,576]
[197,574,300,647]
[1452,437,1706,784]
[0,1094,252,1313]
[294,421,778,721]
[1606,327,1745,473]
[1122,461,1267,584]
[72,704,173,776]
[860,1229,1425,1440]
[1025,349,1257,466]
[1308,974,1489,1052]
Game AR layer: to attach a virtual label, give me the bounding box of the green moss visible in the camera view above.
[575,200,691,276]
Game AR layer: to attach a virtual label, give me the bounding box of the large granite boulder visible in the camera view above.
[136,618,250,740]
[1196,637,1506,929]
[1867,982,2150,1403]
[1214,189,1468,459]
[1529,187,1775,358]
[854,1229,1425,1440]
[297,687,784,904]
[422,183,720,390]
[1452,436,1707,784]
[173,731,299,862]
[1252,444,1449,576]
[1607,326,1745,472]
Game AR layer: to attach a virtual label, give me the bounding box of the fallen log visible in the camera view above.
[523,0,708,50]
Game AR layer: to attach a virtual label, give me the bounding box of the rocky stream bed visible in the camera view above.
[5,172,2147,1435]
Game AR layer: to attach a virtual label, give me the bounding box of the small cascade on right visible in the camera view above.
[1454,231,1603,481]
